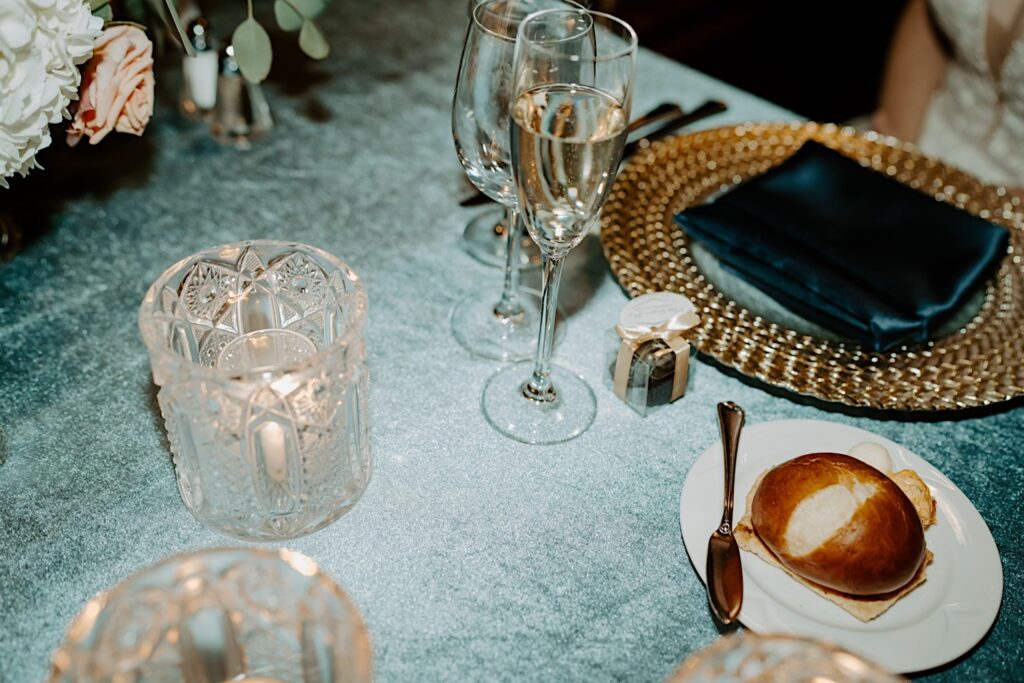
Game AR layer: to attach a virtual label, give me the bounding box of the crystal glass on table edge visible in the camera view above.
[668,633,905,683]
[49,547,372,683]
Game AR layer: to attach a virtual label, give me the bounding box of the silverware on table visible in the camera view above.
[621,99,727,158]
[706,400,745,624]
[458,100,701,207]
[622,101,685,137]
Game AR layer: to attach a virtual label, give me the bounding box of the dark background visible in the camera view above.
[597,0,911,122]
[2,0,912,260]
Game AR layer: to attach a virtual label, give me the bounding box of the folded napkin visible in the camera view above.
[674,141,1009,351]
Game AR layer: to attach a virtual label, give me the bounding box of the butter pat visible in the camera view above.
[848,441,893,474]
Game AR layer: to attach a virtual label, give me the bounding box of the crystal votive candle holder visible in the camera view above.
[49,548,373,683]
[139,241,370,541]
[668,633,904,682]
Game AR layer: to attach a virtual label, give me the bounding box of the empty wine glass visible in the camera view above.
[482,7,636,443]
[450,0,573,361]
[461,0,536,270]
[458,0,584,270]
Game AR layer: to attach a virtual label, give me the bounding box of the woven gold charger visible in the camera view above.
[600,121,1024,411]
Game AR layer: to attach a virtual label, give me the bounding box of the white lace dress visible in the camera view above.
[919,0,1024,187]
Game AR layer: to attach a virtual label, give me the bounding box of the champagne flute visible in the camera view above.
[450,0,573,361]
[482,7,636,443]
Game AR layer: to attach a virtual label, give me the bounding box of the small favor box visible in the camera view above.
[613,292,699,416]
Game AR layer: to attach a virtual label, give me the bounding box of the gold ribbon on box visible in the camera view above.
[613,293,700,404]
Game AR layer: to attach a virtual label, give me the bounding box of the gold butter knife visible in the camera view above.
[706,401,745,624]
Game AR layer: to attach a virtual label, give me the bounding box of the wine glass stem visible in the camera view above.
[493,204,524,320]
[524,252,566,403]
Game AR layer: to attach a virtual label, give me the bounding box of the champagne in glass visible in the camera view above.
[482,7,636,444]
[511,84,628,251]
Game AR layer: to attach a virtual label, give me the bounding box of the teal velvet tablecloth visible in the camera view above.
[0,0,1020,680]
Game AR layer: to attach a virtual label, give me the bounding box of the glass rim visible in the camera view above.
[471,0,586,44]
[670,632,903,682]
[138,239,368,383]
[517,7,638,62]
[49,547,373,680]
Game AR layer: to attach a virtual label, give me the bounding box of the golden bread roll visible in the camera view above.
[751,453,926,596]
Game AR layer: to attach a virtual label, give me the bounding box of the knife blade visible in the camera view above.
[706,401,744,624]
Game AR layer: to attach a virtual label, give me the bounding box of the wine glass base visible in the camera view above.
[481,362,596,444]
[462,205,541,270]
[451,289,564,361]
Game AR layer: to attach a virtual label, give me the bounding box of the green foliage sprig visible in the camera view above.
[88,0,332,83]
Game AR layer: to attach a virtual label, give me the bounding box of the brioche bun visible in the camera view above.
[751,453,926,596]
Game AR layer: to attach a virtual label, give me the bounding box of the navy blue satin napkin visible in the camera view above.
[674,141,1009,351]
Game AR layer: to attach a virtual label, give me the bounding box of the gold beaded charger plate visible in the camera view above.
[600,121,1024,411]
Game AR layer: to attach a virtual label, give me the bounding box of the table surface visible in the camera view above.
[1,1,1020,680]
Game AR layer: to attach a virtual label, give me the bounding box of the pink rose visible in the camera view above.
[67,26,155,147]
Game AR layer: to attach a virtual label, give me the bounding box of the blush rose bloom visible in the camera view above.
[67,25,154,146]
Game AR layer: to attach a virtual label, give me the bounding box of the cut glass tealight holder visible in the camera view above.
[668,633,904,682]
[49,548,372,683]
[139,241,370,541]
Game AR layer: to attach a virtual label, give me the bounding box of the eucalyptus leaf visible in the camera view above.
[298,20,329,60]
[233,18,274,82]
[94,4,113,21]
[88,0,108,10]
[292,0,330,20]
[274,0,303,32]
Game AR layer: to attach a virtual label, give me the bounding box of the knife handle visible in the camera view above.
[621,99,727,159]
[717,401,745,531]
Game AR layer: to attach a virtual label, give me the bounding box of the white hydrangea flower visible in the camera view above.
[0,0,103,189]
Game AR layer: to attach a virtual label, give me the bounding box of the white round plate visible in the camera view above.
[680,419,1002,674]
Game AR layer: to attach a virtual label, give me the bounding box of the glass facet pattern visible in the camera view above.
[139,241,370,541]
[49,548,372,683]
[669,633,904,682]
